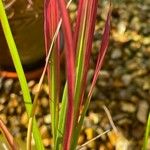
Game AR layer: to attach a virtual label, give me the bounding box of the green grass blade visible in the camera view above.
[142,113,150,150]
[55,84,68,150]
[0,1,44,149]
[74,0,88,120]
[71,97,90,150]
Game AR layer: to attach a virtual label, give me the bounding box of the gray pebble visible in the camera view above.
[111,49,122,59]
[137,100,149,123]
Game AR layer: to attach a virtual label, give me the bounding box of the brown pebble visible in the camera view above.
[40,125,49,139]
[99,144,107,150]
[41,97,49,108]
[121,102,136,113]
[28,80,36,89]
[85,128,94,140]
[69,3,77,12]
[44,114,51,124]
[20,112,28,126]
[137,100,149,123]
[78,134,85,145]
[42,138,51,147]
[0,114,7,124]
[31,84,39,95]
[16,106,22,114]
[0,104,4,111]
[42,84,49,95]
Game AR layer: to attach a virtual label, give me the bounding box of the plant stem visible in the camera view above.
[143,113,150,150]
[0,1,44,149]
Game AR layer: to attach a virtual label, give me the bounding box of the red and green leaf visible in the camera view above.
[57,0,75,149]
[71,3,112,149]
[44,0,60,145]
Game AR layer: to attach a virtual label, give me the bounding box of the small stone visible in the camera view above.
[117,118,132,125]
[85,128,95,148]
[42,84,49,95]
[111,49,122,59]
[16,106,22,114]
[9,116,19,126]
[116,133,129,150]
[4,79,13,94]
[0,96,7,104]
[89,112,100,124]
[85,128,94,140]
[42,138,51,147]
[113,79,124,88]
[99,70,110,79]
[121,102,136,113]
[143,81,150,90]
[41,97,49,108]
[0,104,4,111]
[113,67,124,78]
[83,117,93,128]
[44,114,51,124]
[12,126,20,136]
[121,74,132,86]
[99,144,106,150]
[0,114,7,124]
[142,37,150,45]
[40,125,49,139]
[35,105,42,116]
[32,84,39,95]
[28,80,35,89]
[78,134,85,145]
[69,3,77,12]
[11,98,18,108]
[137,100,149,123]
[8,94,19,108]
[117,21,127,34]
[21,112,28,126]
[8,107,15,114]
[70,12,76,23]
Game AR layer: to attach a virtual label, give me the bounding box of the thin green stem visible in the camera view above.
[0,1,44,149]
[143,113,150,150]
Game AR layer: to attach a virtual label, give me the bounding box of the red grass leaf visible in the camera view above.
[79,0,98,107]
[88,4,112,99]
[73,0,84,52]
[0,118,18,149]
[57,0,75,150]
[44,0,50,53]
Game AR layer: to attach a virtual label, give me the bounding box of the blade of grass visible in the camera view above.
[74,0,98,124]
[57,0,75,149]
[142,112,150,150]
[71,4,112,149]
[73,0,83,52]
[78,0,98,107]
[74,0,88,121]
[71,1,98,148]
[0,1,44,150]
[0,118,18,149]
[27,118,33,150]
[88,4,112,99]
[45,0,60,145]
[27,1,73,149]
[27,8,62,149]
